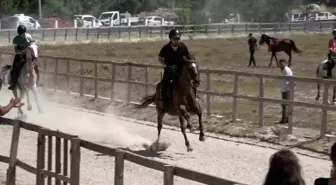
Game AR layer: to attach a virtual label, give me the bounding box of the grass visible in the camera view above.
[1,33,335,154]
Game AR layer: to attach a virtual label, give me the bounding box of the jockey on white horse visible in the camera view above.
[8,24,41,91]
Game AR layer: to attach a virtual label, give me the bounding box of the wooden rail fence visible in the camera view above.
[0,117,243,185]
[0,21,335,43]
[0,52,336,138]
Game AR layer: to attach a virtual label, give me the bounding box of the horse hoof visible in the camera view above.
[199,135,205,142]
[315,97,319,101]
[187,147,193,152]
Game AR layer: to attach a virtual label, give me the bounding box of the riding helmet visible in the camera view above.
[169,29,181,39]
[17,25,26,35]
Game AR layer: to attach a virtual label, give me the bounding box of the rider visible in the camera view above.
[9,24,40,90]
[326,29,336,78]
[158,29,193,111]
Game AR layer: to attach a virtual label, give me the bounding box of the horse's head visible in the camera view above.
[182,55,200,87]
[259,33,270,45]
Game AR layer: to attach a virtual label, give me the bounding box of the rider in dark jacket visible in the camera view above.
[158,29,192,111]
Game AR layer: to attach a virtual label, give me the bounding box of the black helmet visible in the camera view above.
[169,29,181,39]
[17,25,26,35]
[333,29,336,34]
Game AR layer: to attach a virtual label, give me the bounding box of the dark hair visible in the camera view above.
[279,59,287,63]
[330,142,336,162]
[263,149,305,185]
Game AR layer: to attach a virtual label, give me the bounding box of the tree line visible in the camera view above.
[0,0,335,24]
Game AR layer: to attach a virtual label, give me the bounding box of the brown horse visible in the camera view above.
[259,34,302,67]
[136,56,205,152]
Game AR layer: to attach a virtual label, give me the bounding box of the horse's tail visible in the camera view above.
[1,65,11,73]
[290,40,302,53]
[135,93,156,109]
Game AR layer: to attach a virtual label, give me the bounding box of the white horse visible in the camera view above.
[0,42,43,116]
[315,59,336,104]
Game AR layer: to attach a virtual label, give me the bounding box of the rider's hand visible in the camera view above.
[10,98,24,108]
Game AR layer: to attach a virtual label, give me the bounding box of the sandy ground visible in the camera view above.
[0,86,332,185]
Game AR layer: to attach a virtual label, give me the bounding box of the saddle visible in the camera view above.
[268,38,282,52]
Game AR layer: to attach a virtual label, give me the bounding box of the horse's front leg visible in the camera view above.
[32,87,43,113]
[274,53,279,67]
[24,88,32,111]
[316,82,321,101]
[269,53,274,68]
[179,116,193,152]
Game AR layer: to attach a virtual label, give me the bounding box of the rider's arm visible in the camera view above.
[158,47,166,67]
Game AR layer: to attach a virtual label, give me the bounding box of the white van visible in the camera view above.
[4,14,41,29]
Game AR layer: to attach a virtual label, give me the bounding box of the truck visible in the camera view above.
[98,11,140,26]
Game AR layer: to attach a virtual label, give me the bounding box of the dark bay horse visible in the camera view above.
[259,34,302,67]
[136,56,205,152]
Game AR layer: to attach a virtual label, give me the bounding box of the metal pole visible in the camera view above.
[38,0,42,19]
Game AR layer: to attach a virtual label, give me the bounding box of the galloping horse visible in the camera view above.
[259,34,302,67]
[0,42,43,116]
[136,56,205,152]
[315,59,336,104]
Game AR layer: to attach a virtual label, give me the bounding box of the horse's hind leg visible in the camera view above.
[152,111,165,151]
[274,53,279,67]
[25,89,32,111]
[32,87,43,113]
[196,104,205,141]
[179,116,193,152]
[269,54,274,68]
[316,82,320,101]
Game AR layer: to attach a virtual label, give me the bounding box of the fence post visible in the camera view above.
[54,58,59,91]
[258,76,264,127]
[114,150,125,185]
[163,165,174,185]
[145,67,149,96]
[321,80,329,137]
[79,62,84,97]
[70,138,80,185]
[110,63,116,100]
[94,62,98,99]
[55,136,61,185]
[6,120,21,185]
[127,64,132,104]
[232,74,239,122]
[36,129,45,185]
[206,70,211,116]
[66,59,70,94]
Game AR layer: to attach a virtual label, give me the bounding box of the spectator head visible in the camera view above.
[248,33,252,37]
[263,149,305,185]
[279,59,287,69]
[330,142,336,165]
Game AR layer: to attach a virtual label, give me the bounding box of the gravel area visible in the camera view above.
[0,85,332,185]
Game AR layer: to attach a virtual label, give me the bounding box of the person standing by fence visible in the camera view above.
[247,33,258,67]
[278,59,294,124]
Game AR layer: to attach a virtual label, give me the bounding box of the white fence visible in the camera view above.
[0,21,335,43]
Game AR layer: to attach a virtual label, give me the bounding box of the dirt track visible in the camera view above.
[0,88,332,185]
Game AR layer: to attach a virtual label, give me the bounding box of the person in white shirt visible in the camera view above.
[279,59,294,124]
